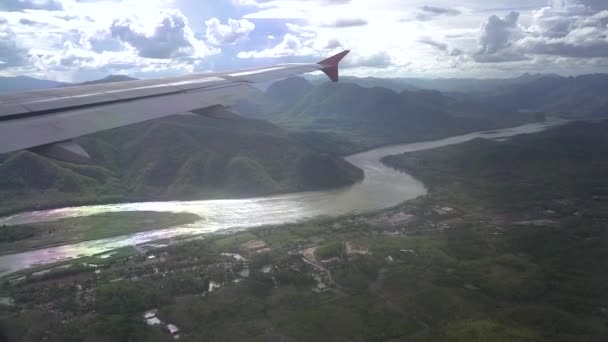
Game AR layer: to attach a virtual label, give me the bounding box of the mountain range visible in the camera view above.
[307,73,559,93]
[0,76,69,93]
[464,74,608,118]
[236,76,540,150]
[2,73,605,120]
[1,71,606,214]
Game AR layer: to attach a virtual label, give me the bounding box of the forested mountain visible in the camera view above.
[0,114,363,215]
[377,120,608,341]
[307,73,558,94]
[467,74,608,118]
[319,76,420,93]
[400,73,559,93]
[307,73,608,119]
[383,120,608,207]
[236,77,539,149]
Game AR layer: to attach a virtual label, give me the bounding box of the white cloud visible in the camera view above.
[205,18,255,46]
[409,5,462,21]
[110,9,213,59]
[0,0,64,11]
[478,11,521,54]
[418,37,448,51]
[470,11,529,62]
[420,5,461,16]
[324,38,343,49]
[0,2,220,81]
[518,11,608,58]
[238,33,316,58]
[321,18,368,28]
[0,16,27,69]
[554,0,608,12]
[343,51,392,68]
[417,37,463,56]
[470,2,608,63]
[0,0,607,80]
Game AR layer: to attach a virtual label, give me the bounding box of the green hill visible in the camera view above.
[382,120,608,212]
[468,74,608,118]
[236,77,540,150]
[0,114,363,215]
[380,120,608,339]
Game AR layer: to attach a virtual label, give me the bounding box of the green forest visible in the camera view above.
[2,121,607,341]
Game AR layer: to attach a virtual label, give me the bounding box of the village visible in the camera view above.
[1,193,591,341]
[0,202,466,338]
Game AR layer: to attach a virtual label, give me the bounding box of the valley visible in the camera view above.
[1,120,607,341]
[0,73,606,342]
[2,0,608,340]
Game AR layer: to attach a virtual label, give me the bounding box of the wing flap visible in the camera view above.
[29,140,91,163]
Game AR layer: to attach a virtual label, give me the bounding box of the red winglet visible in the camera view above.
[317,50,350,82]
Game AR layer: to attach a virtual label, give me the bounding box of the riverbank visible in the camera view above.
[0,117,545,218]
[0,212,200,256]
[0,115,364,218]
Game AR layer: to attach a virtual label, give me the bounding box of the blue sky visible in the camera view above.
[0,0,607,82]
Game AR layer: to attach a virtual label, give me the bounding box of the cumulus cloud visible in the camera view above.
[420,5,461,16]
[54,14,84,22]
[344,51,392,68]
[417,37,448,51]
[517,1,608,58]
[237,20,347,60]
[205,18,255,46]
[236,0,350,6]
[110,10,212,59]
[0,18,27,69]
[237,33,315,58]
[469,1,607,62]
[410,5,462,21]
[417,37,463,56]
[1,0,607,79]
[478,11,521,54]
[530,4,589,38]
[31,41,94,69]
[322,18,368,28]
[324,38,343,49]
[518,9,608,58]
[323,0,351,4]
[555,0,608,12]
[470,11,529,63]
[18,18,47,26]
[286,23,317,38]
[27,40,198,81]
[468,0,608,63]
[0,0,63,11]
[0,3,220,80]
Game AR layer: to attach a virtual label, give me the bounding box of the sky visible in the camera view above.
[0,0,607,82]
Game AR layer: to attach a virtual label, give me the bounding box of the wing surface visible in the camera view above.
[0,51,350,161]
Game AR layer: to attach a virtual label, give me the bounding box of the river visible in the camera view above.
[0,119,565,275]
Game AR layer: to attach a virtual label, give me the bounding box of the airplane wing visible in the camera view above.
[0,50,350,162]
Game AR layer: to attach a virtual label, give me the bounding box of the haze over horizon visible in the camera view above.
[1,0,607,82]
